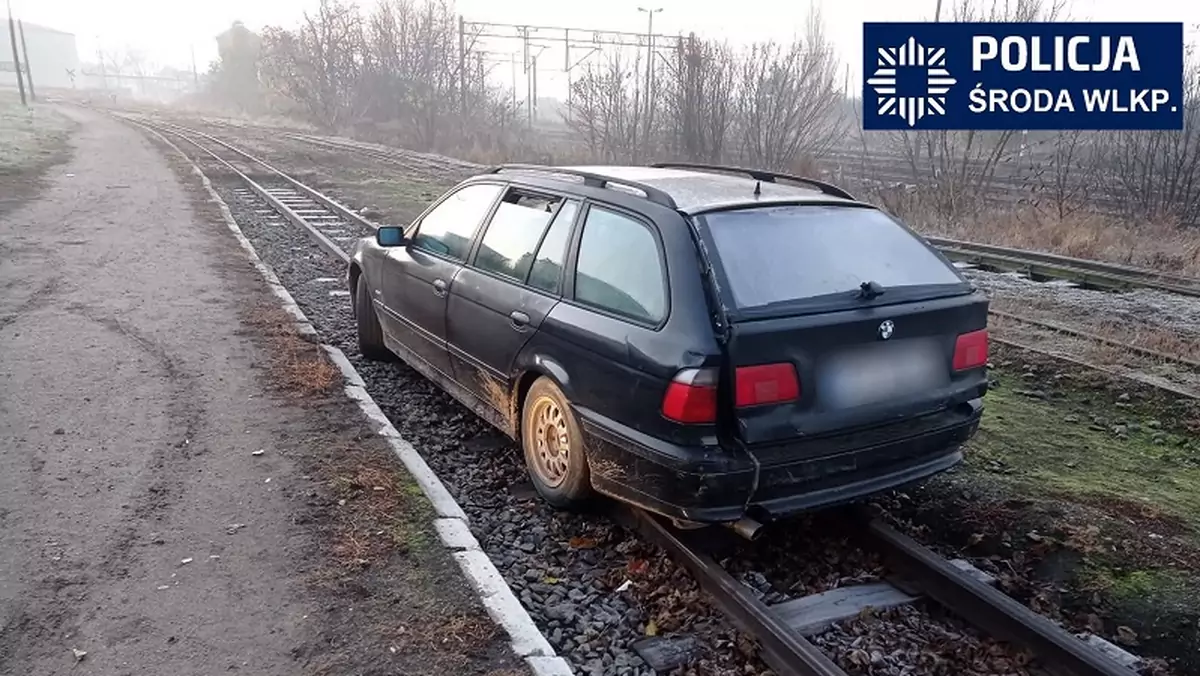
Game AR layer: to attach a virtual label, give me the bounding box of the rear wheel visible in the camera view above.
[522,377,593,508]
[354,273,394,362]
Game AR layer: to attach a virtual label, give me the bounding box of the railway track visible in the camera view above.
[280,131,481,181]
[126,117,1151,676]
[933,237,1200,298]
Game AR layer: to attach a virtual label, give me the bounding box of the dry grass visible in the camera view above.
[915,205,1200,277]
[241,305,339,396]
[989,296,1200,364]
[328,460,431,567]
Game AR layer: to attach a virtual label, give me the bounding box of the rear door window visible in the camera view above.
[698,205,963,309]
[573,206,666,324]
[412,183,503,260]
[527,200,578,294]
[474,189,564,282]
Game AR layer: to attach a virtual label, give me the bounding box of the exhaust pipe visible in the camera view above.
[727,516,764,541]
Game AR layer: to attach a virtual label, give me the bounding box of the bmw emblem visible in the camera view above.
[878,320,895,340]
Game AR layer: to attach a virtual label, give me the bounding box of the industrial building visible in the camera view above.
[1,20,80,91]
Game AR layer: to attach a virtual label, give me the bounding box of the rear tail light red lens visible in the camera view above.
[735,363,800,407]
[661,368,718,424]
[953,329,989,371]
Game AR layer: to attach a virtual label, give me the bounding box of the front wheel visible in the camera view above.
[521,377,593,508]
[354,273,394,362]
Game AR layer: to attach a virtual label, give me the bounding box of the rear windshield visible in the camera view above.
[699,205,963,309]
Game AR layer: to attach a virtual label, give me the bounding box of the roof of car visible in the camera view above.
[493,165,863,214]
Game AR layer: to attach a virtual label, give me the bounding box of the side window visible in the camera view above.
[475,189,564,281]
[412,183,503,260]
[573,206,666,324]
[527,200,578,294]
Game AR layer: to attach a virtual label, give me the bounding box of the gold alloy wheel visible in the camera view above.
[529,395,570,487]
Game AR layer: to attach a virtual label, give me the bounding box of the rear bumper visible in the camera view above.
[579,399,982,524]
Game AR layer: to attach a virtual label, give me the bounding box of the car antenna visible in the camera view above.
[857,280,885,300]
[753,180,761,197]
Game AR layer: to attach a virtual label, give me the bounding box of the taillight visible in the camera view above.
[735,363,800,407]
[953,329,989,371]
[661,368,718,424]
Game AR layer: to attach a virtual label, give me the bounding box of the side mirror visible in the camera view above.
[376,226,407,247]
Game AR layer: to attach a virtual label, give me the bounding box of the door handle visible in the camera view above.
[432,279,448,297]
[509,310,530,330]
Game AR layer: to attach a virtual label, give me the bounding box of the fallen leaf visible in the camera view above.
[615,579,632,592]
[543,577,560,584]
[968,533,984,545]
[1116,626,1138,645]
[645,619,658,636]
[1086,613,1105,633]
[568,536,597,550]
[71,648,87,662]
[627,558,648,575]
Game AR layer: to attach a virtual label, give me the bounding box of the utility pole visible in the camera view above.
[190,44,199,87]
[934,0,943,21]
[18,18,34,101]
[529,54,538,127]
[6,0,26,106]
[637,7,662,157]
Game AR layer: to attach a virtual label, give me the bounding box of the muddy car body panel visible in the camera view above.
[349,164,989,524]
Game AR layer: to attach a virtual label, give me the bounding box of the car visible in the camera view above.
[346,162,989,535]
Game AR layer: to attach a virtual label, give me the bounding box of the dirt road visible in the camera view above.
[0,106,523,675]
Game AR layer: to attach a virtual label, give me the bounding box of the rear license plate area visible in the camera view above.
[818,339,946,409]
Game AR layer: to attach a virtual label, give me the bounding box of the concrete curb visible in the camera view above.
[139,124,574,676]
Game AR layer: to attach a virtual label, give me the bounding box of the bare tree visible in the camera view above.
[658,34,736,163]
[259,0,517,155]
[735,11,845,170]
[1097,52,1200,224]
[259,0,364,130]
[563,51,646,163]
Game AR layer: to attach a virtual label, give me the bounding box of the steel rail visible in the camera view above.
[862,516,1135,676]
[128,118,371,265]
[990,309,1200,370]
[156,121,383,233]
[613,506,849,676]
[933,236,1200,297]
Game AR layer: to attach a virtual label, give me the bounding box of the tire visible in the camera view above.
[354,273,394,362]
[522,377,593,508]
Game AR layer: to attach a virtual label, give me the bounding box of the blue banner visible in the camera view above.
[862,22,1184,130]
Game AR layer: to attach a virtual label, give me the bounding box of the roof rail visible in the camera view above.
[487,164,678,209]
[649,162,856,201]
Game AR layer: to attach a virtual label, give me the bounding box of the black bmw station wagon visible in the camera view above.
[347,163,989,533]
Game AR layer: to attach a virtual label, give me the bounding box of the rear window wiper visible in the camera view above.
[857,280,886,300]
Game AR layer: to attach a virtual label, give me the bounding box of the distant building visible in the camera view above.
[0,20,80,91]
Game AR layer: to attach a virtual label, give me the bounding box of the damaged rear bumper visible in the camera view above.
[579,399,983,524]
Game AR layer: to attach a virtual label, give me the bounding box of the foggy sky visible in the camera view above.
[10,0,1200,95]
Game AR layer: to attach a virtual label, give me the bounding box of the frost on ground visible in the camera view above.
[0,94,73,200]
